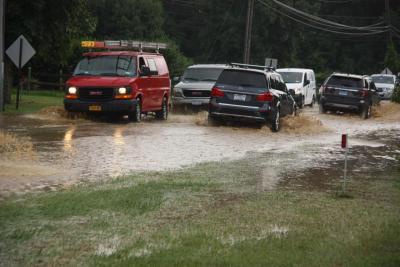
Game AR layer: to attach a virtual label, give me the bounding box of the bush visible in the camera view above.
[392,86,400,103]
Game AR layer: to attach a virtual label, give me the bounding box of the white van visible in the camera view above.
[277,68,317,108]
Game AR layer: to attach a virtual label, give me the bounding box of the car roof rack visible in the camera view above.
[230,62,275,71]
[81,40,168,53]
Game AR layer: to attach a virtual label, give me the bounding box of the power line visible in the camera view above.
[271,0,388,31]
[256,0,389,36]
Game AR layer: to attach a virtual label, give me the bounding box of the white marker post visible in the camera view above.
[341,134,348,193]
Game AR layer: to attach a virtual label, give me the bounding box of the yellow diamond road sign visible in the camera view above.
[6,35,36,69]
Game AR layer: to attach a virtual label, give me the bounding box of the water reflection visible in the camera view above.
[113,127,126,146]
[63,127,76,152]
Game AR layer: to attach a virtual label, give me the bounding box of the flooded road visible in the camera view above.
[0,102,399,197]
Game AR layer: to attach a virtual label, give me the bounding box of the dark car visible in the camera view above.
[208,64,297,132]
[319,73,380,119]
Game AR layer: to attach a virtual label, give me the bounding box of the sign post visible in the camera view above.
[341,134,349,194]
[5,35,36,110]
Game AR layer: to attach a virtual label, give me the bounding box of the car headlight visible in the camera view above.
[118,87,127,94]
[68,87,77,94]
[173,87,183,97]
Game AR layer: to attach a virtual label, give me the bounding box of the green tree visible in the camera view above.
[384,41,399,73]
[6,0,96,70]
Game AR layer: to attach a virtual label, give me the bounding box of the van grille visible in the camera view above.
[78,87,115,100]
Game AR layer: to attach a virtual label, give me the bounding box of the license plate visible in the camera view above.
[89,105,101,111]
[233,94,247,101]
[191,101,202,106]
[339,90,348,96]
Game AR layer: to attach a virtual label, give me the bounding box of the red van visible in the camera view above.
[64,41,170,122]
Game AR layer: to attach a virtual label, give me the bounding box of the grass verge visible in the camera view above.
[0,159,399,266]
[4,90,64,114]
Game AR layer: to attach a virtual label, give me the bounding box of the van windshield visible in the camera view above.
[371,76,394,85]
[217,70,267,88]
[74,56,137,77]
[278,72,303,83]
[182,68,223,82]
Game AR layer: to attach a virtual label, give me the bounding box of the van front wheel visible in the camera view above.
[130,98,142,122]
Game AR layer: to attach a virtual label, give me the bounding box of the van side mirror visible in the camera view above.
[173,76,181,82]
[304,79,310,86]
[140,66,151,76]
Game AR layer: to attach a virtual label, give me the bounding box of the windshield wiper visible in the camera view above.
[184,78,199,81]
[99,72,121,77]
[74,72,94,76]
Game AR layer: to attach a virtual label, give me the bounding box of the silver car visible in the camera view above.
[172,64,226,106]
[371,74,397,100]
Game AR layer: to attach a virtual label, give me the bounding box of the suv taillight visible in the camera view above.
[320,86,326,94]
[211,87,224,97]
[359,89,369,97]
[256,92,273,102]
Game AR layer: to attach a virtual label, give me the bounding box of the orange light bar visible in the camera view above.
[65,94,78,99]
[81,41,105,48]
[115,94,133,99]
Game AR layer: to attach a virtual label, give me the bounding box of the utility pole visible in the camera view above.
[385,0,392,44]
[243,0,254,64]
[0,0,4,111]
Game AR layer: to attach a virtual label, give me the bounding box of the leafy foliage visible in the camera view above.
[384,42,400,74]
[5,0,96,71]
[392,85,400,103]
[4,0,400,76]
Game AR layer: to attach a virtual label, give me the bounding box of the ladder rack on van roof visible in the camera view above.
[230,63,275,71]
[81,40,168,53]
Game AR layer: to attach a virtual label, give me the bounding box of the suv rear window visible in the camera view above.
[326,76,363,89]
[217,70,267,88]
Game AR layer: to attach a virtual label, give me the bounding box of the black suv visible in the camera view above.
[208,64,297,132]
[319,73,380,119]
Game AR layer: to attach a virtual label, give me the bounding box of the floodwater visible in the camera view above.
[0,102,399,197]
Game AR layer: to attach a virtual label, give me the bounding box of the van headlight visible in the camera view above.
[68,87,77,94]
[118,87,127,95]
[295,88,302,94]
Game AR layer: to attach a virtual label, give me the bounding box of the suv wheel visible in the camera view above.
[319,104,327,114]
[130,98,142,122]
[360,104,372,119]
[299,96,304,109]
[155,97,168,120]
[208,115,220,126]
[271,108,280,132]
[292,103,299,117]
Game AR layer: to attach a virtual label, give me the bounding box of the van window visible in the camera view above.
[139,57,146,68]
[310,72,315,81]
[278,72,303,83]
[154,57,169,76]
[147,58,157,72]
